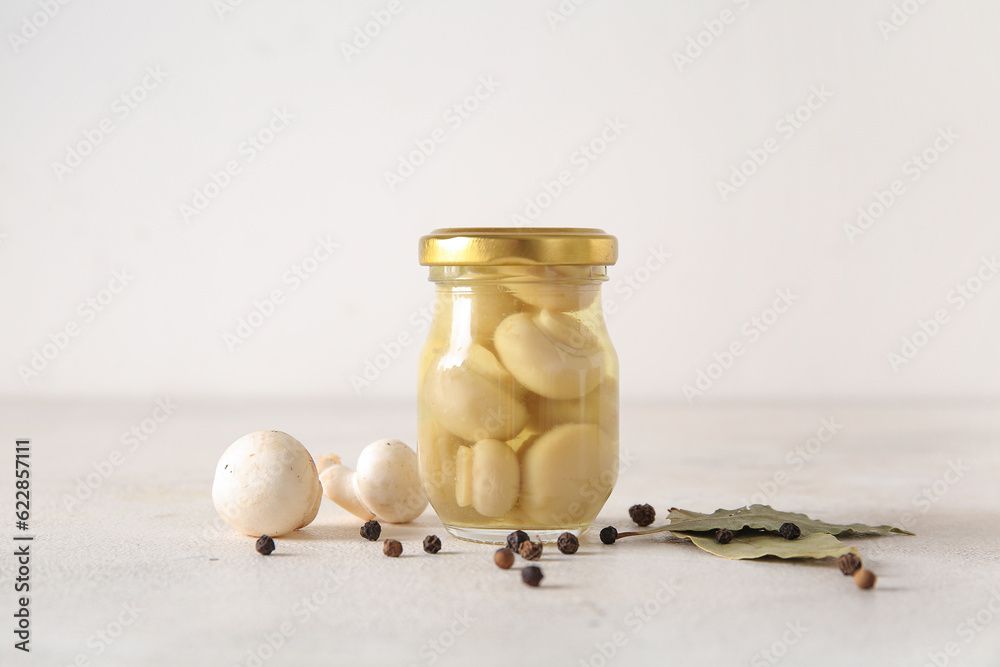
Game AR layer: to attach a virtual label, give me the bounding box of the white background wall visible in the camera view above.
[2,0,998,403]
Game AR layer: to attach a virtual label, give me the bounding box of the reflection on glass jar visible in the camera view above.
[417,228,619,543]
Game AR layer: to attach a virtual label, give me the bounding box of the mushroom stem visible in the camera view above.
[320,464,375,521]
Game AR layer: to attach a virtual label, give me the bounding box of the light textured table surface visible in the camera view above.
[2,400,998,667]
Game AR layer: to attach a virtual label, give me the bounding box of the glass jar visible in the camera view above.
[417,228,619,543]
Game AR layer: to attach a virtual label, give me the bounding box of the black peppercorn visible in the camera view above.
[715,528,734,544]
[518,540,543,561]
[556,532,579,554]
[383,539,403,557]
[779,522,801,540]
[422,535,442,554]
[522,565,544,587]
[838,552,862,576]
[255,535,275,555]
[360,520,381,541]
[507,530,529,553]
[494,547,515,569]
[628,504,656,527]
[599,526,618,544]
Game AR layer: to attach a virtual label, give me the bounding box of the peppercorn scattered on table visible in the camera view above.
[6,400,999,666]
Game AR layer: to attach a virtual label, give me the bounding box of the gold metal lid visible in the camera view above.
[419,228,617,266]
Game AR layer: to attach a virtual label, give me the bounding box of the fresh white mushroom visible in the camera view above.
[454,438,520,517]
[212,430,323,537]
[356,438,428,522]
[321,438,428,523]
[519,423,617,526]
[318,455,374,521]
[423,344,529,442]
[494,310,604,400]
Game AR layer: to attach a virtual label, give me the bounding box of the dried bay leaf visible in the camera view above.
[664,505,913,537]
[673,530,859,560]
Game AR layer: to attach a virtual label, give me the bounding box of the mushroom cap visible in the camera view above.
[422,344,528,442]
[497,265,599,312]
[519,423,616,525]
[355,438,428,523]
[212,430,323,537]
[494,311,603,399]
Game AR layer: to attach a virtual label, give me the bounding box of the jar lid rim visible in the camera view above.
[419,227,618,266]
